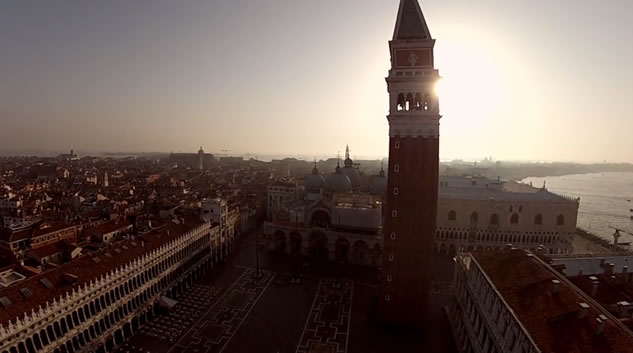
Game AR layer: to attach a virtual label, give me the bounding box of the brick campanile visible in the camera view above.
[377,0,440,326]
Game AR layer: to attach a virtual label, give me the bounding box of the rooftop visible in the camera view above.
[0,217,204,326]
[440,177,577,202]
[472,249,633,353]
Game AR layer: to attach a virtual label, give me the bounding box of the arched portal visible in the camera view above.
[353,240,370,266]
[335,238,351,263]
[310,209,331,228]
[273,230,286,253]
[289,232,302,256]
[308,230,329,260]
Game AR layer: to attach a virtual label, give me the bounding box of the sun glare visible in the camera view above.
[435,38,517,128]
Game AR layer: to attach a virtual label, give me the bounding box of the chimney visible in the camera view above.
[579,269,584,276]
[551,279,561,294]
[596,315,607,335]
[624,266,628,274]
[505,244,513,251]
[589,276,599,297]
[606,263,615,275]
[578,302,590,319]
[618,301,632,318]
[600,258,606,266]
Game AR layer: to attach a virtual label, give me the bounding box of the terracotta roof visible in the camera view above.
[84,219,132,235]
[569,274,633,307]
[28,241,74,258]
[32,222,75,238]
[0,217,204,326]
[0,229,31,243]
[473,250,633,353]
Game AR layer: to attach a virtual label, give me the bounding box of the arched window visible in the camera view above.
[534,214,543,225]
[405,93,414,111]
[397,93,405,111]
[490,214,500,226]
[423,93,431,111]
[510,213,519,225]
[415,93,423,110]
[448,210,457,221]
[557,215,565,226]
[470,212,479,226]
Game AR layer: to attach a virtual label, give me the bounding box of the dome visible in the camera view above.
[305,164,325,193]
[370,165,387,194]
[341,166,361,188]
[325,165,352,193]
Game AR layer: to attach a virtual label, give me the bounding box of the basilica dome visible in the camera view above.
[341,166,360,188]
[325,165,352,193]
[370,166,387,195]
[305,164,325,193]
[342,157,361,188]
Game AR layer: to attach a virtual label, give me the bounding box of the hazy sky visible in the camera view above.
[1,0,632,162]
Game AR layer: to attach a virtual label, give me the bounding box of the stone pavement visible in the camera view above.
[295,280,353,353]
[114,231,457,353]
[167,269,274,353]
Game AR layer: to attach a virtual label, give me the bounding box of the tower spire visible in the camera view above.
[393,0,432,41]
[345,145,350,160]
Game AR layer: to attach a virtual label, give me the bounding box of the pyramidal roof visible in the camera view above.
[393,0,432,41]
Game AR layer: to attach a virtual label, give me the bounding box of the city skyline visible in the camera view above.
[2,0,633,163]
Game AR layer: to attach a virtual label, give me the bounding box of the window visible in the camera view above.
[0,296,11,308]
[510,213,519,225]
[389,254,394,262]
[393,187,399,196]
[394,141,400,149]
[387,275,393,282]
[557,215,565,226]
[40,278,54,289]
[394,164,400,172]
[470,212,479,226]
[405,93,414,111]
[397,93,405,111]
[490,214,500,226]
[534,214,543,225]
[390,232,396,240]
[385,295,391,301]
[448,210,457,221]
[20,287,33,299]
[392,210,398,218]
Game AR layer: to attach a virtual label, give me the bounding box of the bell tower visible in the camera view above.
[377,0,440,326]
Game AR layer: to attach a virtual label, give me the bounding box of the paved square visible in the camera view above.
[168,268,274,353]
[296,280,353,353]
[113,233,457,353]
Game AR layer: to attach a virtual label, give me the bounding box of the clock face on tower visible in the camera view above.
[394,48,432,68]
